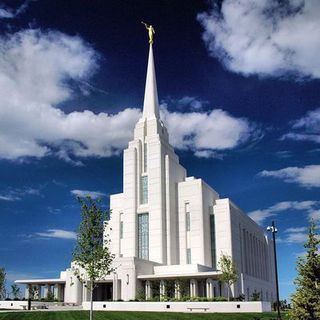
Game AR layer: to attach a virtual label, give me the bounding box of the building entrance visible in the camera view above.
[93,283,113,301]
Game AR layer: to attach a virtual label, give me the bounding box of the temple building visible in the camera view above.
[16,42,276,305]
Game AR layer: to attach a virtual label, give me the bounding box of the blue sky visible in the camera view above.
[0,0,319,300]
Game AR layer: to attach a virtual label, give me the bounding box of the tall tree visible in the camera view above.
[0,267,6,300]
[290,222,320,320]
[72,197,114,320]
[218,254,238,301]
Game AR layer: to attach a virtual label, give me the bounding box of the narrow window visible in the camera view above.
[185,202,190,231]
[144,143,147,172]
[210,213,217,270]
[120,221,123,239]
[138,213,149,260]
[186,212,190,231]
[141,175,148,204]
[186,248,191,264]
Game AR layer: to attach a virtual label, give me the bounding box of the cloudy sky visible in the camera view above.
[0,0,319,300]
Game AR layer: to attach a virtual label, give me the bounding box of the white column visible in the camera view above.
[160,280,166,300]
[190,279,198,297]
[145,281,152,300]
[43,284,52,299]
[113,273,119,301]
[206,279,214,299]
[25,285,31,299]
[174,281,181,300]
[54,284,63,301]
[34,285,41,300]
[83,282,89,302]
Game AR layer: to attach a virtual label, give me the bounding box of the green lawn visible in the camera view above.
[0,311,287,320]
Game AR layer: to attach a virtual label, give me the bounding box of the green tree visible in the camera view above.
[0,267,6,300]
[11,284,21,300]
[72,197,114,320]
[289,221,320,320]
[218,254,238,301]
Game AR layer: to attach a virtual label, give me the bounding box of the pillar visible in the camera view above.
[145,280,152,300]
[54,284,64,301]
[206,279,214,299]
[113,273,118,301]
[83,282,89,302]
[34,285,41,300]
[189,279,198,297]
[160,280,166,300]
[43,284,52,299]
[174,281,181,300]
[25,285,31,299]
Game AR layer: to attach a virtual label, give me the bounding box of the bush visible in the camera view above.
[180,296,191,301]
[213,296,227,301]
[251,290,261,301]
[135,287,145,301]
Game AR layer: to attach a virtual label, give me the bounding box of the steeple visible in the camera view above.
[142,44,160,119]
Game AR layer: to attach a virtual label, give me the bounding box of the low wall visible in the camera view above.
[82,301,271,313]
[0,301,27,310]
[0,301,63,310]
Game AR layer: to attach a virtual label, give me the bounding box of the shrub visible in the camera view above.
[135,287,145,301]
[251,290,261,301]
[213,296,227,301]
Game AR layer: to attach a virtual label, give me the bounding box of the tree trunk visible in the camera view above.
[227,285,230,301]
[90,281,93,320]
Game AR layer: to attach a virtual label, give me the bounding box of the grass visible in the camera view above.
[0,311,287,320]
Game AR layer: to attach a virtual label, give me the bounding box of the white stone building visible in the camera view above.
[16,43,276,305]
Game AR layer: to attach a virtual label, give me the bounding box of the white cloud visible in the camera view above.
[285,227,308,233]
[193,150,224,159]
[71,189,106,199]
[168,96,209,111]
[285,232,308,244]
[198,0,320,79]
[308,210,320,222]
[35,229,76,240]
[0,195,21,201]
[0,29,258,163]
[0,0,31,19]
[161,105,257,154]
[0,29,141,161]
[282,108,320,143]
[0,186,41,201]
[259,165,320,188]
[248,200,319,225]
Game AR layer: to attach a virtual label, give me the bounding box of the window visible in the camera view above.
[210,213,217,270]
[143,143,147,172]
[120,221,123,239]
[138,213,149,260]
[141,176,148,204]
[186,248,191,264]
[185,202,190,231]
[186,212,190,231]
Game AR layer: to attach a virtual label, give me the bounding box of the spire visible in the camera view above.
[142,44,160,119]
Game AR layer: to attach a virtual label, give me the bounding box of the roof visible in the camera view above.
[137,271,222,280]
[15,278,65,285]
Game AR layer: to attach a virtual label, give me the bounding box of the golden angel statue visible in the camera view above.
[141,22,155,44]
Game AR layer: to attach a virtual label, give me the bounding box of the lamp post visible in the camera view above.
[267,221,281,319]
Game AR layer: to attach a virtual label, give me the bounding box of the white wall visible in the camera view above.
[82,301,271,313]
